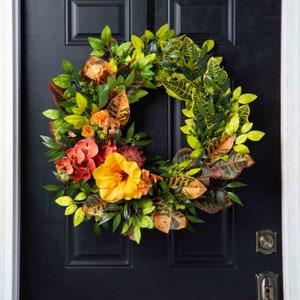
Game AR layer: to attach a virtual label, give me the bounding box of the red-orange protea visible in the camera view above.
[118,146,145,167]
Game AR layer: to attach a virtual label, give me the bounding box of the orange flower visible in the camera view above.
[82,56,115,84]
[81,125,94,138]
[136,170,162,198]
[93,152,141,202]
[90,109,119,130]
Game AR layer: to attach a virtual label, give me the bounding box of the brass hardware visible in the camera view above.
[256,271,279,300]
[256,229,277,255]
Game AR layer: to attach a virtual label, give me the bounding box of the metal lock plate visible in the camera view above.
[256,229,277,255]
[256,271,279,300]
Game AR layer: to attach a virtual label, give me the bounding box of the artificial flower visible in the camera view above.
[81,124,94,138]
[118,146,145,167]
[81,56,115,84]
[93,152,142,202]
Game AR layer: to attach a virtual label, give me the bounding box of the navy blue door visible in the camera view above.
[20,1,282,299]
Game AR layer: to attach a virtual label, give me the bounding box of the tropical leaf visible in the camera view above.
[107,90,130,127]
[117,64,146,93]
[195,189,232,214]
[170,210,187,230]
[198,164,222,186]
[208,152,254,180]
[48,82,66,111]
[153,199,171,233]
[163,77,194,101]
[204,57,228,85]
[82,194,109,218]
[205,135,235,163]
[237,104,250,132]
[172,147,193,164]
[167,174,207,199]
[182,37,201,75]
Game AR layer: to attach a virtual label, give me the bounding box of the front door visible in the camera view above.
[20,1,282,299]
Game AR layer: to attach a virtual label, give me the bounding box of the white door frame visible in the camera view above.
[0,1,299,299]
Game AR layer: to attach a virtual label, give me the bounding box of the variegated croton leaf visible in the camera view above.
[202,151,254,181]
[195,188,232,214]
[167,174,207,199]
[107,89,130,127]
[82,194,109,218]
[205,135,235,163]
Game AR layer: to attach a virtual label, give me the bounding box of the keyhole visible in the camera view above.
[259,234,274,250]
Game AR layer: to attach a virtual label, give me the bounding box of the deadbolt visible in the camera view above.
[256,229,277,255]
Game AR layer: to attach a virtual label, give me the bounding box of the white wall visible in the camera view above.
[0,0,299,299]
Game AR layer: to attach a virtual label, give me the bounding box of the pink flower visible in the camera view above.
[55,157,73,181]
[57,138,99,182]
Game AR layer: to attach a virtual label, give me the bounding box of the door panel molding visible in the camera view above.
[169,209,235,268]
[169,0,235,46]
[66,220,132,268]
[65,0,131,45]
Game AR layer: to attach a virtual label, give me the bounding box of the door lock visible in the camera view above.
[256,229,277,255]
[256,271,279,300]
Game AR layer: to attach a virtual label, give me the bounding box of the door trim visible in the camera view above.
[0,0,298,299]
[281,0,300,298]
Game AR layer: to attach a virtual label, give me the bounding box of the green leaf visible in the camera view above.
[133,226,141,244]
[101,25,111,42]
[40,135,61,150]
[156,24,169,38]
[65,204,78,215]
[98,84,110,108]
[247,130,265,141]
[227,191,243,206]
[88,37,104,50]
[236,134,248,144]
[187,135,201,149]
[43,109,61,120]
[62,60,74,75]
[52,74,71,89]
[116,42,132,57]
[73,207,85,226]
[139,216,153,228]
[121,217,133,234]
[64,115,87,129]
[226,181,247,188]
[124,71,135,87]
[42,184,59,192]
[225,113,239,135]
[142,206,156,215]
[241,122,253,133]
[232,86,242,100]
[135,89,148,99]
[98,212,115,225]
[233,144,250,154]
[94,223,101,236]
[112,214,121,232]
[131,35,144,50]
[238,93,257,104]
[76,92,88,110]
[55,196,73,207]
[74,192,86,201]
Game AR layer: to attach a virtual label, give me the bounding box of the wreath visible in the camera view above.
[41,24,264,244]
